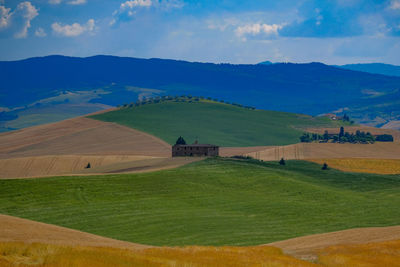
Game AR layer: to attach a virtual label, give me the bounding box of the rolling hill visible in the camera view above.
[2,55,400,132]
[0,158,399,246]
[338,63,400,77]
[90,98,346,147]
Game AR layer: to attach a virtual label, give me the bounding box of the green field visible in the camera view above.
[0,158,399,246]
[90,99,344,146]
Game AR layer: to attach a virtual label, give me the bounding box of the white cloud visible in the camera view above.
[111,0,183,25]
[13,2,39,38]
[121,0,152,9]
[49,0,87,5]
[390,0,400,10]
[235,23,283,40]
[35,27,46,37]
[68,0,87,5]
[0,6,11,30]
[52,19,95,37]
[0,1,38,38]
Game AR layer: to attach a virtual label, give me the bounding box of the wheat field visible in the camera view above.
[0,243,316,267]
[1,240,400,266]
[308,158,400,174]
[318,239,400,266]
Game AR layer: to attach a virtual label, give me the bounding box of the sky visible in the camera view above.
[0,0,400,64]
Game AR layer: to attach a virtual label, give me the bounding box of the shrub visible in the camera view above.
[322,163,329,170]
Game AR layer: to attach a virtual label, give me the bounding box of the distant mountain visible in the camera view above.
[258,60,274,65]
[337,63,400,77]
[1,55,400,131]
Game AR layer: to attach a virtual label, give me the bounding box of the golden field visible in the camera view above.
[318,239,400,267]
[1,240,400,267]
[0,243,316,267]
[308,158,400,174]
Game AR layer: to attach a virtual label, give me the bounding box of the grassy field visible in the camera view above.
[90,99,345,146]
[309,158,400,174]
[0,158,399,246]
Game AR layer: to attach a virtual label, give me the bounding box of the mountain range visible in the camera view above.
[1,55,400,132]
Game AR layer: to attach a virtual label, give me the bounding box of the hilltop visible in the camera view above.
[90,98,346,147]
[1,55,400,132]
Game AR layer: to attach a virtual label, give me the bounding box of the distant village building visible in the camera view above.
[324,113,338,120]
[172,140,219,157]
[323,113,345,121]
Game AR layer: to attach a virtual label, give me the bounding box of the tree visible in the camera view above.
[322,163,328,170]
[279,158,286,165]
[323,130,329,141]
[175,136,186,145]
[300,133,311,142]
[339,127,344,138]
[376,134,394,142]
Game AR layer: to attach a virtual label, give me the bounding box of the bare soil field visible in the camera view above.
[0,116,181,178]
[244,142,400,161]
[219,146,272,157]
[82,157,201,174]
[267,225,400,261]
[0,117,171,159]
[382,120,400,130]
[308,158,400,174]
[0,155,202,179]
[0,214,149,249]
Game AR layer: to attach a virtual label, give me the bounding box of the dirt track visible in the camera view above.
[267,225,400,261]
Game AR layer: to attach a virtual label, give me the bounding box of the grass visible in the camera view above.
[0,158,399,246]
[309,158,400,174]
[89,99,345,146]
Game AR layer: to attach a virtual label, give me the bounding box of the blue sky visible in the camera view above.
[1,0,400,64]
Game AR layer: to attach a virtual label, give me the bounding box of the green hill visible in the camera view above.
[0,158,399,246]
[90,98,345,146]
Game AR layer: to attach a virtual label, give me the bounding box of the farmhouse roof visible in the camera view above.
[173,144,219,147]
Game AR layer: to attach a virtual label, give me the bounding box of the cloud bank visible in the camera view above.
[235,23,283,39]
[111,0,183,25]
[52,19,95,37]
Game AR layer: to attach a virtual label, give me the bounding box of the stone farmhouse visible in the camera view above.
[172,143,219,157]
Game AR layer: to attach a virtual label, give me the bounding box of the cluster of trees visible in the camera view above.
[300,127,394,144]
[117,95,256,110]
[341,114,351,122]
[376,134,394,142]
